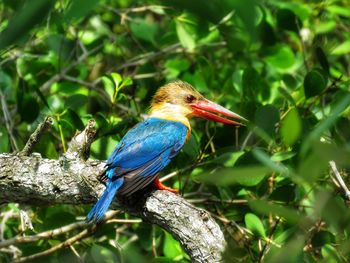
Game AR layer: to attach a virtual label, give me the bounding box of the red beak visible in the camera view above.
[190,99,246,125]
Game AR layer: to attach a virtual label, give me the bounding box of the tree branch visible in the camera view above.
[0,152,226,262]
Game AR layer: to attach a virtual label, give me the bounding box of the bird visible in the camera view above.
[86,80,245,223]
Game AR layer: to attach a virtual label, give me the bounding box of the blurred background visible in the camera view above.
[0,0,350,262]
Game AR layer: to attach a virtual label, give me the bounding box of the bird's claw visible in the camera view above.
[153,178,179,194]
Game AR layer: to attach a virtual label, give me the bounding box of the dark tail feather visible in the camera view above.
[86,178,124,223]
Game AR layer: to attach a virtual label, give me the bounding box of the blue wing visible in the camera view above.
[87,118,188,223]
[106,117,188,195]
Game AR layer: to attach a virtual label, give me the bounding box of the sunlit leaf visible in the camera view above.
[210,151,245,167]
[280,108,301,146]
[245,213,266,238]
[164,58,191,79]
[176,21,196,51]
[265,45,295,69]
[327,5,350,18]
[331,40,350,55]
[163,232,184,260]
[271,151,296,162]
[321,244,342,263]
[130,18,159,44]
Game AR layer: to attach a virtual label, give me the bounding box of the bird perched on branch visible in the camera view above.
[86,80,245,223]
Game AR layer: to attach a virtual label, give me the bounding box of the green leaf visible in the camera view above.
[245,213,266,238]
[210,151,245,167]
[271,151,296,162]
[101,76,115,103]
[327,5,350,18]
[274,227,297,244]
[64,0,100,21]
[164,58,191,79]
[303,69,327,98]
[200,165,269,186]
[130,18,159,44]
[265,45,295,69]
[282,74,297,90]
[176,21,196,51]
[280,108,301,146]
[321,244,342,263]
[46,34,75,60]
[64,94,88,110]
[331,40,350,55]
[163,232,183,260]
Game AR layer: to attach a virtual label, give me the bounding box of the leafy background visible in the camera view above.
[1,0,350,262]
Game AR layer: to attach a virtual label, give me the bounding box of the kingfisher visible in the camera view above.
[86,80,245,223]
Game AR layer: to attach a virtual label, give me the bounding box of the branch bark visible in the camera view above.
[0,152,226,262]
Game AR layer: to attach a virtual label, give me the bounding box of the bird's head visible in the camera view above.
[150,81,246,126]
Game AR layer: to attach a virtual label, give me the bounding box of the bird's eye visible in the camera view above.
[185,94,196,103]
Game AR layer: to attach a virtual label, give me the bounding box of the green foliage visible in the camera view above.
[0,0,350,262]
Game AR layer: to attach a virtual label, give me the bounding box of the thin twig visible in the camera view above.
[329,160,350,200]
[12,211,120,263]
[115,41,226,72]
[187,198,248,205]
[0,209,16,241]
[13,228,93,262]
[152,225,158,257]
[258,218,281,262]
[21,117,54,156]
[105,218,142,224]
[40,44,104,93]
[0,210,120,249]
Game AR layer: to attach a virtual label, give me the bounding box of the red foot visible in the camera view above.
[153,178,179,194]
